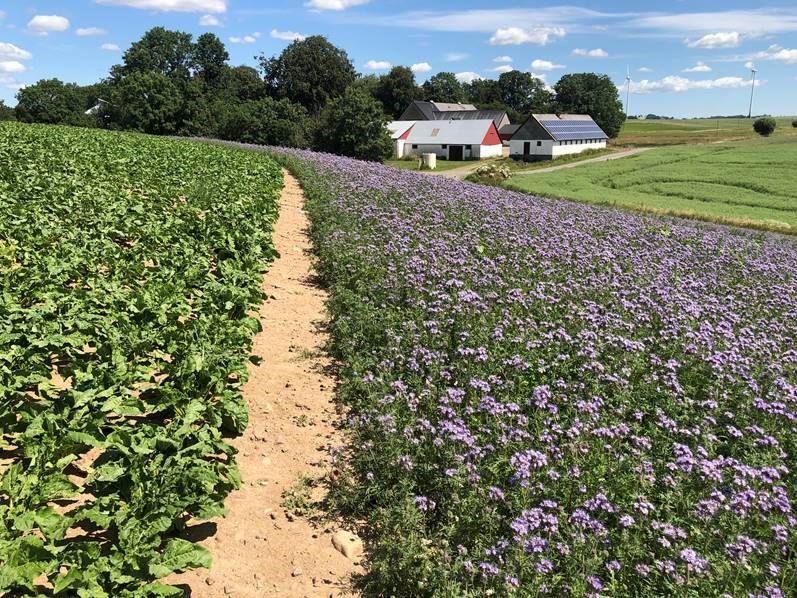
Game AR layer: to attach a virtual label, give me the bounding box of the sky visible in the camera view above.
[1,1,796,118]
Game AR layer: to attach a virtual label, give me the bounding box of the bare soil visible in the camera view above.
[168,170,362,597]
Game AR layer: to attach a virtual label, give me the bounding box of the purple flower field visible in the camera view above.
[271,147,797,596]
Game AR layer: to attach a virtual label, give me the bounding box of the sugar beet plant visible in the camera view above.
[0,123,281,595]
[269,147,797,597]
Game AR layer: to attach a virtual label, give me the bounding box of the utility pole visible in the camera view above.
[747,67,757,118]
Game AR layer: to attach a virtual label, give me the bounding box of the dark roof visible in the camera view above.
[510,114,608,141]
[433,109,507,127]
[499,123,521,135]
[398,101,508,127]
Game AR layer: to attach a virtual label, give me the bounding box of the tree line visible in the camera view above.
[0,28,626,161]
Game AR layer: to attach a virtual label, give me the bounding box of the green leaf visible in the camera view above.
[147,539,212,578]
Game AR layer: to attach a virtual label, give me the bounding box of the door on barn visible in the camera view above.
[449,145,464,161]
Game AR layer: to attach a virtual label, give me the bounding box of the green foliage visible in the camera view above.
[0,99,14,121]
[110,71,183,134]
[259,35,356,116]
[373,66,421,119]
[0,122,282,595]
[193,32,230,88]
[463,78,502,106]
[497,70,552,115]
[422,72,466,103]
[792,119,797,128]
[316,88,393,161]
[113,26,195,81]
[14,79,95,126]
[554,73,626,138]
[464,162,511,186]
[217,96,314,148]
[753,116,776,136]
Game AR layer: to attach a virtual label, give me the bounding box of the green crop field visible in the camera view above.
[0,122,281,595]
[616,116,797,146]
[505,135,797,233]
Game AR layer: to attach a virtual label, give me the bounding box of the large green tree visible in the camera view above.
[14,79,92,125]
[498,71,552,116]
[217,97,313,148]
[110,71,183,134]
[193,32,229,88]
[259,36,356,116]
[113,27,194,81]
[464,78,502,107]
[315,88,392,161]
[553,73,625,138]
[0,100,16,121]
[374,66,421,119]
[422,72,466,103]
[220,66,268,102]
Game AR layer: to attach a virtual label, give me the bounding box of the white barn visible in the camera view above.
[388,119,504,161]
[509,114,608,161]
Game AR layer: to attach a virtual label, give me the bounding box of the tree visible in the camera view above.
[193,32,229,88]
[374,66,420,118]
[114,27,194,81]
[217,97,313,148]
[350,74,381,98]
[315,88,392,161]
[553,73,625,138]
[14,79,92,125]
[259,36,356,116]
[0,100,16,121]
[422,72,466,103]
[753,117,776,136]
[110,71,183,134]
[497,71,552,116]
[791,119,797,128]
[220,66,268,102]
[464,78,502,107]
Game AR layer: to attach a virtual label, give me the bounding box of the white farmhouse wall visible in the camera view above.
[551,139,606,157]
[509,139,555,158]
[404,143,500,160]
[473,144,503,159]
[510,138,606,159]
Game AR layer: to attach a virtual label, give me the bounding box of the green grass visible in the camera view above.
[616,116,797,146]
[498,147,615,172]
[505,135,797,233]
[384,158,476,172]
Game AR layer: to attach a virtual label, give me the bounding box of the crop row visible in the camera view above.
[0,123,282,596]
[269,146,797,597]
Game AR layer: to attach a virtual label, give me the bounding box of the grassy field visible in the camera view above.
[505,135,797,233]
[384,158,475,172]
[615,116,797,146]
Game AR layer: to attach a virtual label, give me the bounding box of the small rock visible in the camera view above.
[291,567,303,577]
[331,530,364,559]
[269,512,277,520]
[223,586,232,595]
[205,578,215,586]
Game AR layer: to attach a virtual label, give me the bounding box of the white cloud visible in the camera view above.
[0,61,26,73]
[683,61,712,72]
[27,15,70,36]
[745,61,755,69]
[630,75,760,94]
[229,32,261,44]
[411,62,432,73]
[0,11,5,20]
[487,65,514,73]
[573,47,608,57]
[305,0,369,10]
[629,10,797,36]
[592,24,609,31]
[0,74,25,91]
[455,71,482,83]
[445,52,468,62]
[687,32,741,49]
[638,66,653,72]
[489,26,565,46]
[751,44,797,63]
[270,29,307,41]
[76,27,108,36]
[199,14,222,26]
[531,59,565,71]
[364,59,391,70]
[493,55,512,63]
[101,43,121,51]
[0,43,33,61]
[95,0,227,12]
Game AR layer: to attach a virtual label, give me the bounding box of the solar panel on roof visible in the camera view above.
[539,119,607,141]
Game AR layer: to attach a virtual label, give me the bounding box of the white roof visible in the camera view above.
[431,101,477,111]
[386,120,417,140]
[405,119,498,145]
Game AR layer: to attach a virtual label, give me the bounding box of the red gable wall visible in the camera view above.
[481,123,502,146]
[398,124,414,140]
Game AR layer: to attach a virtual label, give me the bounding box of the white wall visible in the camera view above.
[552,139,606,157]
[510,138,606,159]
[473,144,503,159]
[509,139,555,157]
[394,139,406,158]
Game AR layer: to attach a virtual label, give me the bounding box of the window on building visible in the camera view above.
[412,144,418,149]
[465,144,472,150]
[442,144,448,149]
[537,141,542,147]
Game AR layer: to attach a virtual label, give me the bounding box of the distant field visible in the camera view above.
[505,135,797,233]
[616,116,797,146]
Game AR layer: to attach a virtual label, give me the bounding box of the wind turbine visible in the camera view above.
[747,66,757,118]
[624,67,631,116]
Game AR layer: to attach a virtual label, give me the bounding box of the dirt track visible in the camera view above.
[168,170,362,597]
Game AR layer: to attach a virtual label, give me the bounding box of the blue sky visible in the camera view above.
[1,1,796,117]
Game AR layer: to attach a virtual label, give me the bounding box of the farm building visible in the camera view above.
[509,114,608,160]
[398,100,511,131]
[387,119,503,160]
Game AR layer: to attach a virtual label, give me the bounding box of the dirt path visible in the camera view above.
[510,147,653,176]
[168,170,362,597]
